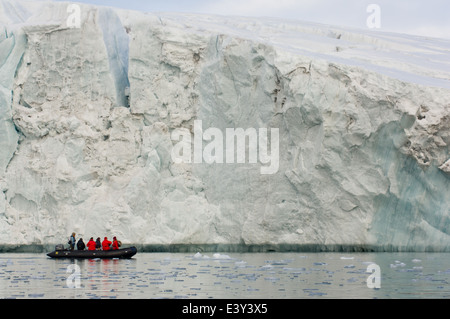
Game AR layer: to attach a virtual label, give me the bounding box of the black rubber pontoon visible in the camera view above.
[47,247,137,259]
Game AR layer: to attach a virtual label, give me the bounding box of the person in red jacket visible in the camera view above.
[87,237,96,251]
[112,237,120,250]
[102,237,112,251]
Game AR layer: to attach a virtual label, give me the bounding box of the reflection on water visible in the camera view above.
[0,252,449,299]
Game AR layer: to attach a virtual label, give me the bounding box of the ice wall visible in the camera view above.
[0,1,449,251]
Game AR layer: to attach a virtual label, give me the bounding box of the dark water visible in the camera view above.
[0,252,449,299]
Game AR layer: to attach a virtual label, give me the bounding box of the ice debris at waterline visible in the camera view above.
[0,0,449,252]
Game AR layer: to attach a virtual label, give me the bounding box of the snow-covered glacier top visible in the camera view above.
[0,0,449,251]
[149,12,450,89]
[3,0,450,89]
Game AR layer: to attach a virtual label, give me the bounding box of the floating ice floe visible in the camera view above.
[193,252,210,259]
[390,261,406,268]
[212,253,231,260]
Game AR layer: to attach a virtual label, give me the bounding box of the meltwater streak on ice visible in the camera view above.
[0,252,449,299]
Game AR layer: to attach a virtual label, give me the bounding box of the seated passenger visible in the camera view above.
[87,237,96,251]
[112,236,120,250]
[102,237,112,251]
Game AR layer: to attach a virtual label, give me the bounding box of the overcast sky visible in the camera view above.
[54,0,450,39]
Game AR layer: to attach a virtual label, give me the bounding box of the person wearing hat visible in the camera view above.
[102,237,112,251]
[112,236,120,250]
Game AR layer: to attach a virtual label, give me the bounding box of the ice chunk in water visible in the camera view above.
[213,253,231,259]
[193,252,202,258]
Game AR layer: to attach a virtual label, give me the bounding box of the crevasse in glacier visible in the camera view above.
[0,0,449,251]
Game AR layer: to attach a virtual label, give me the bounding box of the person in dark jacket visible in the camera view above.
[95,237,101,250]
[77,238,86,250]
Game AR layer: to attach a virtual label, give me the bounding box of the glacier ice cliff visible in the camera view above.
[0,0,449,252]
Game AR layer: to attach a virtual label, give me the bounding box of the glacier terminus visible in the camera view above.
[0,0,449,252]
